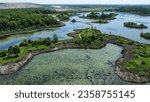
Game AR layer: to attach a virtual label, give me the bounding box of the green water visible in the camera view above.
[0,43,132,85]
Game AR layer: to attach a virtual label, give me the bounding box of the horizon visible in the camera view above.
[0,0,150,5]
[0,2,150,6]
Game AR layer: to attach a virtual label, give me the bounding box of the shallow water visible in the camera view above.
[0,44,135,85]
[0,12,150,50]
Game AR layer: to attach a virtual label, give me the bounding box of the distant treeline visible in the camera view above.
[115,6,150,16]
[0,8,60,33]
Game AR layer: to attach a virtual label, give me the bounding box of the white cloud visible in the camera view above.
[0,0,150,4]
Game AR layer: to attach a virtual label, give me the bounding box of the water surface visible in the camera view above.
[0,12,150,50]
[0,44,134,85]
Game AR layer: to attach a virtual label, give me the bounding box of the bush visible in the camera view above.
[0,50,7,57]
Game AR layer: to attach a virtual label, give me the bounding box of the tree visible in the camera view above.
[8,46,20,54]
[53,34,58,43]
[43,37,51,46]
[0,50,7,57]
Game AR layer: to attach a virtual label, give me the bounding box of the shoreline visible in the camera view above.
[0,23,65,40]
[0,29,149,83]
[115,48,150,83]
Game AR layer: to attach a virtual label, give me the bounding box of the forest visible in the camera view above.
[116,6,150,16]
[80,12,117,20]
[0,8,72,34]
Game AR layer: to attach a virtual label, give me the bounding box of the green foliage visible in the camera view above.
[0,8,60,33]
[123,44,150,77]
[92,20,108,24]
[8,46,20,54]
[116,6,150,16]
[0,35,59,64]
[19,40,29,47]
[124,22,147,29]
[141,32,150,39]
[56,13,70,21]
[81,12,117,20]
[0,50,7,57]
[53,34,58,43]
[74,28,107,47]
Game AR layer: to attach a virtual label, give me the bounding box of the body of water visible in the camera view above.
[0,12,150,85]
[0,12,150,50]
[0,44,134,85]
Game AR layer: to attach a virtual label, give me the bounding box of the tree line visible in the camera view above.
[0,34,58,60]
[0,8,60,33]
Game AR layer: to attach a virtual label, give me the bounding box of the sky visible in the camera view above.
[0,0,150,4]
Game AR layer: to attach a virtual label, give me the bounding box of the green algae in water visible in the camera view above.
[0,43,131,85]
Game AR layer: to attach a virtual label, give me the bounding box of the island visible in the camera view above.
[124,22,148,29]
[80,12,117,23]
[141,32,150,40]
[0,28,150,83]
[92,20,109,24]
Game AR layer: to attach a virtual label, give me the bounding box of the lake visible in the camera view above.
[0,44,134,85]
[0,12,150,85]
[0,12,150,50]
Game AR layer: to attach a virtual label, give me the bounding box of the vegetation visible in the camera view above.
[0,34,58,65]
[92,20,109,24]
[123,44,150,77]
[73,28,108,48]
[0,27,150,82]
[0,8,75,36]
[116,6,150,16]
[0,8,62,34]
[55,12,71,21]
[80,12,117,20]
[72,28,150,79]
[141,32,150,40]
[124,22,148,29]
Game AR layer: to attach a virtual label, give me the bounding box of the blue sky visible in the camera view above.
[0,0,150,4]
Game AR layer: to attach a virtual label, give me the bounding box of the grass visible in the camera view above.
[123,44,150,77]
[0,40,57,65]
[73,28,109,48]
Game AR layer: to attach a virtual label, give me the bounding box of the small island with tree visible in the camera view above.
[92,20,109,24]
[80,12,117,24]
[141,32,150,40]
[124,22,148,29]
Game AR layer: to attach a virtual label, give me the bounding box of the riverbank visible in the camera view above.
[0,28,150,83]
[0,23,65,40]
